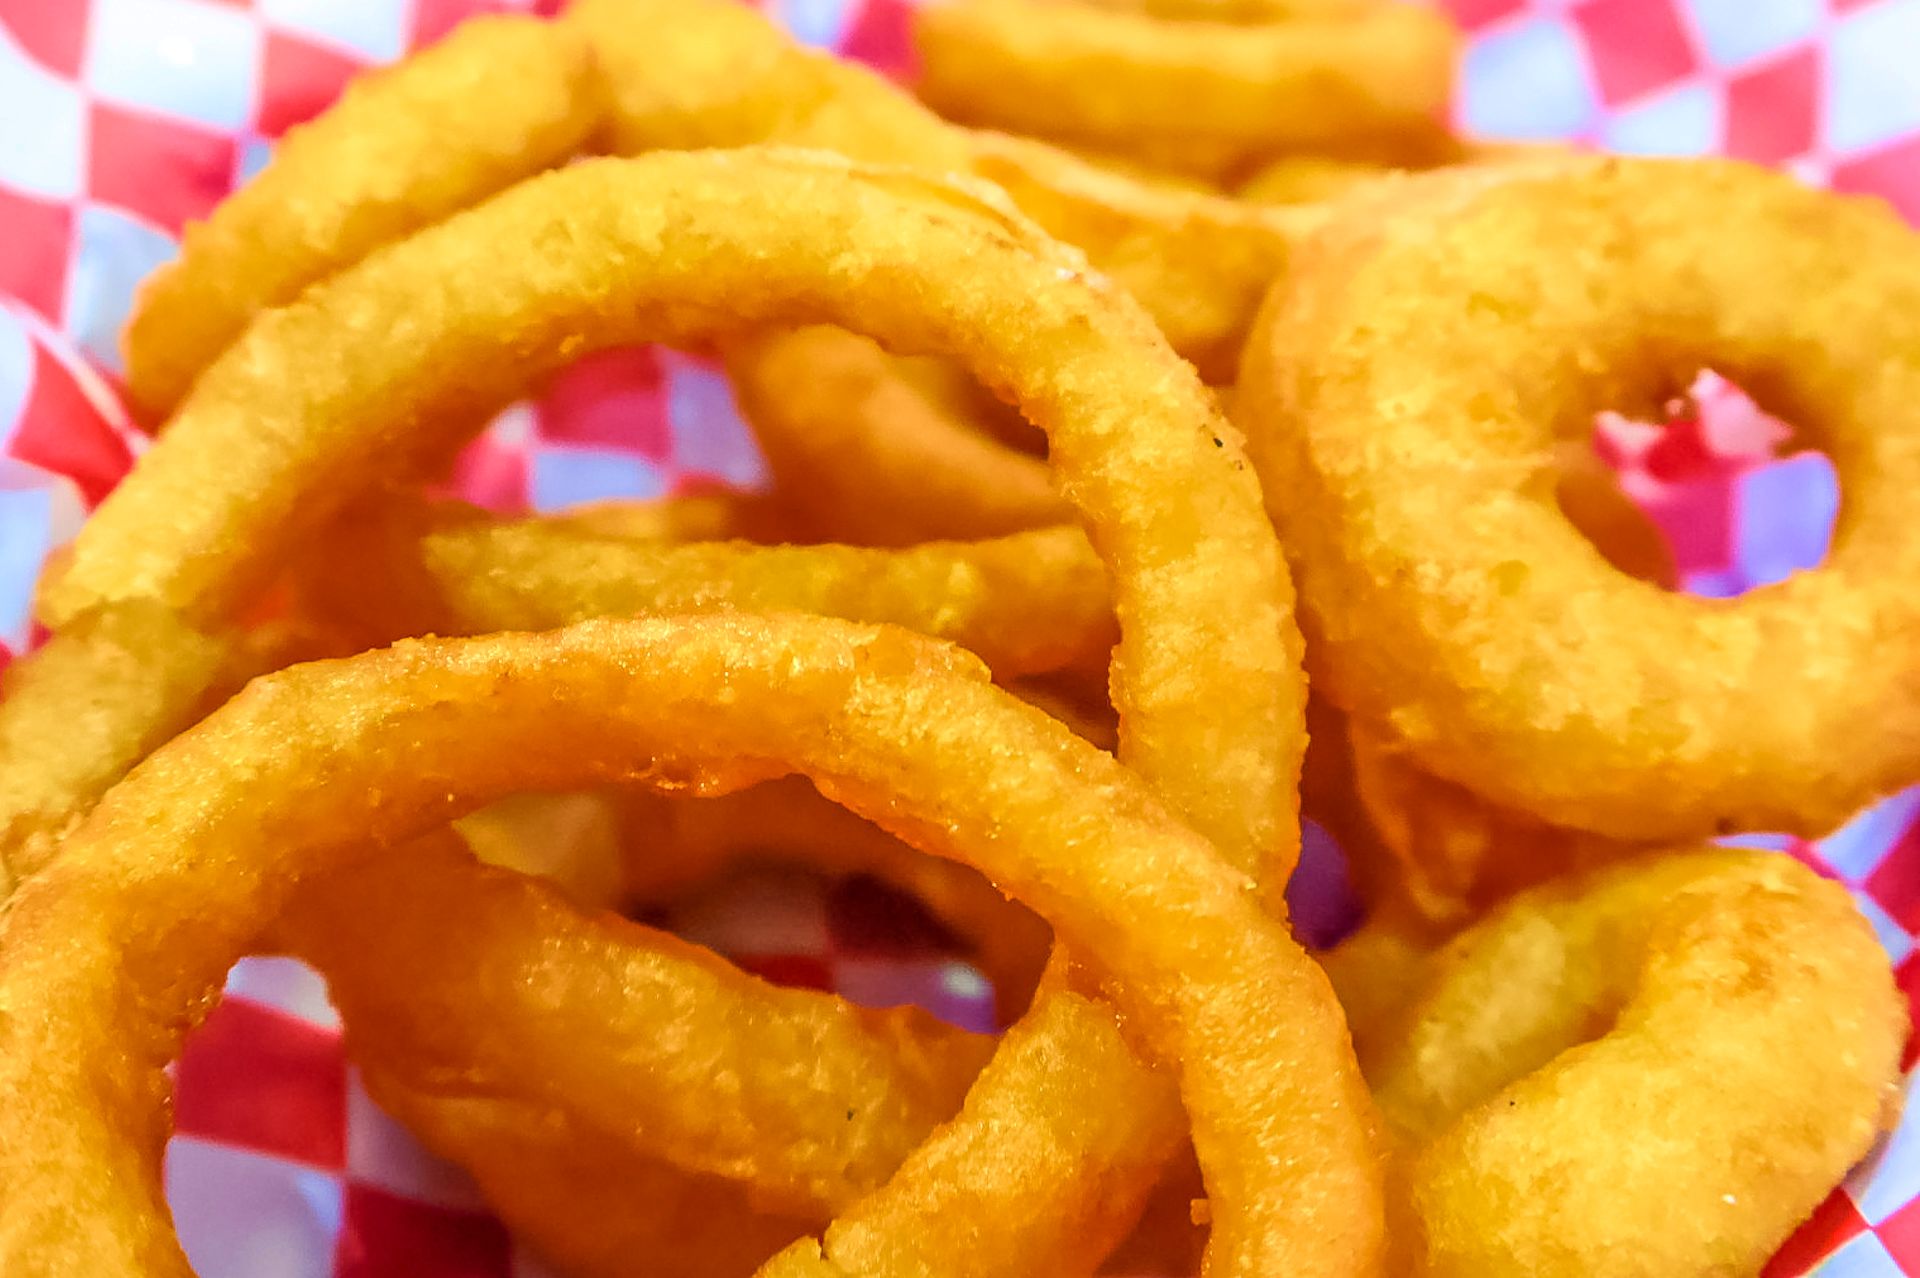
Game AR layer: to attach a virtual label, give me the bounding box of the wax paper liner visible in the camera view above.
[5,0,1920,1273]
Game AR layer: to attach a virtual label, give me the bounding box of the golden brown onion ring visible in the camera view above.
[566,0,1307,380]
[722,328,1069,545]
[615,779,1054,1023]
[912,0,1458,183]
[1071,0,1372,20]
[0,604,228,887]
[0,615,1383,1277]
[959,129,1313,377]
[54,149,1301,880]
[299,495,1114,680]
[283,830,994,1217]
[1238,156,1920,842]
[1237,153,1398,206]
[548,489,797,543]
[782,977,1186,1278]
[364,1098,815,1278]
[1235,142,1577,208]
[1366,850,1903,1277]
[122,16,602,423]
[1343,716,1639,932]
[0,601,357,885]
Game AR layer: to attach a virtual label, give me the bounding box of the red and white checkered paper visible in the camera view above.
[6,1,1920,1274]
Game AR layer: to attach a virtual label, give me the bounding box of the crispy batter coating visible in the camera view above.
[302,496,1114,679]
[1238,156,1920,842]
[1072,0,1372,20]
[616,779,1055,1023]
[122,16,601,423]
[0,603,227,888]
[1365,851,1905,1277]
[56,150,1301,881]
[370,1082,821,1274]
[913,0,1458,182]
[0,616,1382,1277]
[369,1090,818,1278]
[724,327,1069,543]
[284,832,994,1217]
[1344,715,1641,931]
[568,0,1307,378]
[796,987,1185,1278]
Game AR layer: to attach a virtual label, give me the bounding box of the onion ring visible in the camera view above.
[0,614,1383,1276]
[0,604,228,887]
[282,829,995,1216]
[15,152,1314,1277]
[1235,142,1576,208]
[722,327,1069,544]
[1343,715,1637,931]
[911,0,1459,183]
[1237,154,1399,206]
[566,0,1308,379]
[780,975,1185,1278]
[298,495,1114,679]
[1072,0,1371,20]
[51,149,1301,879]
[0,602,355,886]
[1237,156,1920,841]
[958,129,1312,377]
[547,489,797,543]
[615,779,1055,1021]
[121,15,601,424]
[367,1093,817,1278]
[1364,849,1904,1277]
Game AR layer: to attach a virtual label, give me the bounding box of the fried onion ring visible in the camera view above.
[615,779,1055,1021]
[0,615,1383,1277]
[0,604,228,888]
[1343,715,1638,932]
[1237,156,1920,841]
[1364,849,1904,1277]
[721,328,1068,544]
[283,829,994,1217]
[369,1092,817,1278]
[767,975,1186,1278]
[52,149,1301,878]
[1072,0,1371,20]
[0,602,354,885]
[547,489,797,543]
[567,0,1308,379]
[299,496,1114,679]
[15,152,1312,1278]
[911,0,1459,183]
[121,15,602,423]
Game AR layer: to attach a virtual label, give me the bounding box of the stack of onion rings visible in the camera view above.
[1237,157,1920,848]
[0,615,1381,1277]
[0,10,1908,1276]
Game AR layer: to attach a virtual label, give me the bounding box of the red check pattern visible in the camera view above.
[3,1,1920,1275]
[167,875,994,1278]
[1437,0,1920,222]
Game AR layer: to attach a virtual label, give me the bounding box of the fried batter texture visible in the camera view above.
[53,149,1303,883]
[300,495,1113,679]
[282,832,991,1229]
[0,616,1382,1278]
[912,0,1458,182]
[1238,156,1920,846]
[122,16,602,422]
[1360,851,1905,1278]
